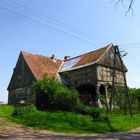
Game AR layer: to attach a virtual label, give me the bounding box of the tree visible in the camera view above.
[128,88,140,110]
[115,0,134,15]
[32,75,79,111]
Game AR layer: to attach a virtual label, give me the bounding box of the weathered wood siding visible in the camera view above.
[97,46,127,72]
[96,46,126,86]
[97,65,125,86]
[60,65,97,88]
[8,87,36,105]
[8,53,36,105]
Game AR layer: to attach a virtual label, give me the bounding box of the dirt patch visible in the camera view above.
[0,123,140,140]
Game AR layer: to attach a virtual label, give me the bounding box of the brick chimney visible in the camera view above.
[64,56,71,61]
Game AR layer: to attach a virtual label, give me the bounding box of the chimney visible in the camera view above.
[51,54,56,62]
[64,56,71,61]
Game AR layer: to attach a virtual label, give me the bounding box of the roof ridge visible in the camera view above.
[95,43,114,63]
[64,43,112,61]
[21,51,31,55]
[21,51,62,61]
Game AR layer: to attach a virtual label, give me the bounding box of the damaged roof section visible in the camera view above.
[60,56,81,72]
[59,44,111,72]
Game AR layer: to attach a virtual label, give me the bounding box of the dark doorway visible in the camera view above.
[76,84,97,106]
[99,84,106,106]
[107,85,112,99]
[99,84,106,96]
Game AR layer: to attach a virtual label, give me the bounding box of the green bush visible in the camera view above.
[76,102,102,115]
[129,88,140,111]
[12,105,36,116]
[33,75,79,111]
[53,87,79,111]
[76,103,103,121]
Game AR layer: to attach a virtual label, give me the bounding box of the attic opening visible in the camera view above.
[76,84,97,106]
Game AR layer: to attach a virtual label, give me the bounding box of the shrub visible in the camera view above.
[76,102,101,115]
[33,75,79,111]
[76,103,102,121]
[12,105,36,116]
[53,87,79,111]
[129,88,140,111]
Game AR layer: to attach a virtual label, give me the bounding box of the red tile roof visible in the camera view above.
[73,45,109,67]
[60,44,111,72]
[21,51,62,80]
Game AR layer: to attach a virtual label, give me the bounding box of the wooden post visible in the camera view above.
[109,46,117,110]
[116,46,132,116]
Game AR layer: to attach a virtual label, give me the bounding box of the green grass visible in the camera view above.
[0,105,140,134]
[0,105,15,126]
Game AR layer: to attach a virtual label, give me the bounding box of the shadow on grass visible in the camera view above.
[105,117,117,132]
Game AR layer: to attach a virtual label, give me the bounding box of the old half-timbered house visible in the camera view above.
[59,44,127,106]
[8,44,127,107]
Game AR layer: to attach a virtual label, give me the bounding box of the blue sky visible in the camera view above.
[0,0,140,103]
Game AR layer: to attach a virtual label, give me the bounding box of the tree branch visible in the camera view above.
[115,0,123,8]
[125,0,134,15]
[114,0,134,15]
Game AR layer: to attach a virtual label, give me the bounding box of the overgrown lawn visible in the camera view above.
[0,105,140,134]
